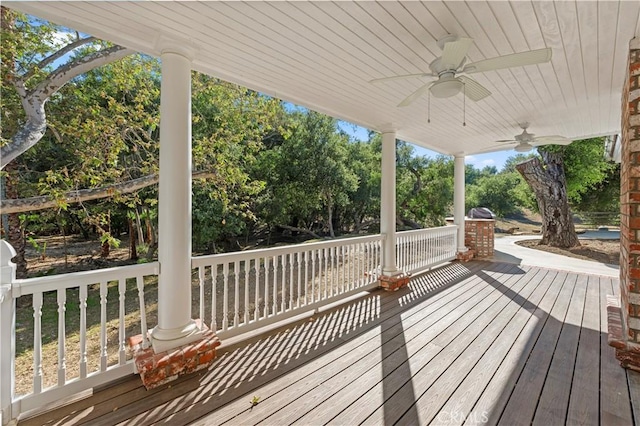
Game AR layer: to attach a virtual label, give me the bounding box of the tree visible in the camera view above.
[396,142,454,228]
[515,138,615,248]
[1,9,136,275]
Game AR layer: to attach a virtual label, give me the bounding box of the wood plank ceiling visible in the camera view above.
[7,1,640,156]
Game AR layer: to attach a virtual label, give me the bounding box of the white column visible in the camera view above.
[454,154,468,253]
[381,130,399,275]
[0,241,17,424]
[151,41,202,353]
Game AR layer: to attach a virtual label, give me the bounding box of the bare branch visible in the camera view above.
[23,36,98,81]
[31,44,133,100]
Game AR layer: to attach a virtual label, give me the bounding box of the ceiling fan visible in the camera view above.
[370,35,552,107]
[497,123,572,152]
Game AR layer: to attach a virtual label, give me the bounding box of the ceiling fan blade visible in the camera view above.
[458,75,491,101]
[496,139,516,143]
[398,83,432,107]
[441,37,473,69]
[533,135,572,146]
[462,47,552,74]
[369,73,434,84]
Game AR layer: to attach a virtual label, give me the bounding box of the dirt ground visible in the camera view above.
[516,238,620,265]
[24,234,135,277]
[494,209,620,265]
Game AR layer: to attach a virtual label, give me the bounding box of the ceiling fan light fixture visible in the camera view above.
[514,142,533,153]
[429,78,464,98]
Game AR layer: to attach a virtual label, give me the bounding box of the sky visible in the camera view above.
[337,121,513,171]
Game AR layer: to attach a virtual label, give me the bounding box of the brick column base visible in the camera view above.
[379,273,411,291]
[456,249,475,262]
[607,296,640,372]
[128,322,220,389]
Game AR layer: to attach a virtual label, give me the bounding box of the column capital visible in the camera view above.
[379,124,397,135]
[155,34,198,60]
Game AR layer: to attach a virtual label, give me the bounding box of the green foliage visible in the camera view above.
[538,138,616,204]
[465,172,522,217]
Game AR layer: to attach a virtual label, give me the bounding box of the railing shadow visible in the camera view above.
[46,261,480,425]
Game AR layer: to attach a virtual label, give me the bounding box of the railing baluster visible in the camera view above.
[244,260,250,324]
[211,264,218,331]
[341,245,346,293]
[289,253,294,310]
[322,248,328,299]
[304,251,309,306]
[234,260,240,327]
[57,289,67,386]
[223,263,229,331]
[118,278,126,366]
[311,250,316,303]
[254,259,260,322]
[272,256,278,315]
[296,253,302,308]
[136,276,149,349]
[32,292,43,394]
[264,257,270,317]
[199,266,205,330]
[79,284,88,378]
[281,255,287,312]
[329,246,334,297]
[99,281,108,372]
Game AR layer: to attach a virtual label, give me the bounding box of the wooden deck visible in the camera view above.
[19,261,639,425]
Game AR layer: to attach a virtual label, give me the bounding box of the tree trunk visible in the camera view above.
[516,152,580,248]
[129,217,138,261]
[0,171,214,214]
[5,163,27,277]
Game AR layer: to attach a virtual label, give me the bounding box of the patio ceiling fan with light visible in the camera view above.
[497,123,572,152]
[370,35,552,107]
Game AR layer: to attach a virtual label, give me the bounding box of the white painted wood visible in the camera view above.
[32,292,43,394]
[99,281,107,373]
[117,278,126,366]
[198,266,204,330]
[381,130,398,276]
[7,1,639,155]
[56,289,66,386]
[454,154,467,252]
[135,276,149,349]
[151,44,201,351]
[79,284,87,379]
[0,241,16,424]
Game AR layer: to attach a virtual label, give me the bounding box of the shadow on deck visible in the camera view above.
[18,261,640,426]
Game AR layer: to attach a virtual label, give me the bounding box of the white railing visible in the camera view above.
[192,234,384,339]
[0,224,460,423]
[0,244,158,422]
[396,225,458,274]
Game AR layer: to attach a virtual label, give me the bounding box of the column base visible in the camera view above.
[456,249,475,262]
[150,319,202,353]
[129,320,220,390]
[379,272,411,292]
[607,295,640,372]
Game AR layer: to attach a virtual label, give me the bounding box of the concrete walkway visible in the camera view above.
[492,229,619,277]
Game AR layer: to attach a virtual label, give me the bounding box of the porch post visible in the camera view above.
[150,40,201,352]
[380,130,398,276]
[0,241,17,424]
[453,154,468,253]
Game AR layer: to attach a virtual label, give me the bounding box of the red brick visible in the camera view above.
[167,359,186,377]
[141,367,166,387]
[199,349,216,365]
[184,355,199,374]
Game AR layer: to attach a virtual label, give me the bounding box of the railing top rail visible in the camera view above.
[12,261,159,297]
[192,233,384,267]
[396,225,457,237]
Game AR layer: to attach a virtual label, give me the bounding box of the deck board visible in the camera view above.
[16,261,640,426]
[600,275,635,425]
[565,275,601,425]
